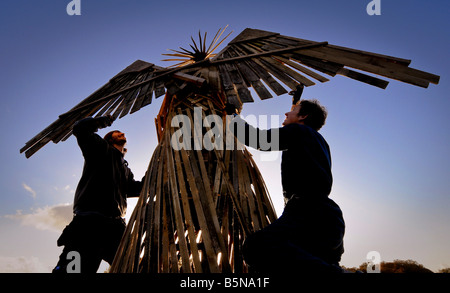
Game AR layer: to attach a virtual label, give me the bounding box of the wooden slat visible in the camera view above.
[173,109,221,272]
[211,42,328,64]
[254,57,299,90]
[129,71,153,114]
[240,42,300,90]
[261,56,315,86]
[290,53,343,77]
[227,48,273,100]
[118,87,141,118]
[170,132,203,272]
[115,71,152,119]
[238,39,317,86]
[297,46,434,87]
[232,44,288,96]
[279,35,413,66]
[221,52,254,103]
[217,64,241,107]
[337,68,389,89]
[187,107,232,272]
[154,79,166,98]
[237,150,261,231]
[273,55,330,83]
[165,137,191,272]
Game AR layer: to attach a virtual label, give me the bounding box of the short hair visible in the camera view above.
[298,99,328,131]
[103,130,121,144]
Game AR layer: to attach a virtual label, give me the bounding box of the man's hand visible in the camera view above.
[224,103,239,116]
[97,115,114,129]
[289,84,304,105]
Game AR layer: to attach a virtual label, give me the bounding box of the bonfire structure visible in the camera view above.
[21,28,439,273]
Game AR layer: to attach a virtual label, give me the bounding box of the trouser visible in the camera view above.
[243,196,345,273]
[53,214,126,273]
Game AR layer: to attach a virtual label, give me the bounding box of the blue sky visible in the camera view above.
[0,0,448,272]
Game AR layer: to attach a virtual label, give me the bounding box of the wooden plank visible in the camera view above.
[261,56,316,86]
[337,68,389,89]
[218,64,242,107]
[52,107,98,143]
[240,41,316,86]
[188,106,232,272]
[243,58,288,96]
[236,43,291,94]
[170,129,203,272]
[174,109,221,273]
[237,151,261,231]
[118,86,141,119]
[297,46,434,87]
[140,81,155,109]
[273,55,330,83]
[152,144,165,272]
[130,71,153,114]
[173,71,206,87]
[227,48,273,100]
[212,42,328,64]
[207,66,222,93]
[244,149,277,223]
[161,183,170,273]
[154,79,166,98]
[279,35,413,66]
[144,144,162,272]
[165,138,191,272]
[221,52,254,103]
[228,28,280,45]
[289,53,343,76]
[254,57,299,90]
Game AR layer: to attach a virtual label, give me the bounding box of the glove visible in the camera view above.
[96,115,114,129]
[224,103,239,116]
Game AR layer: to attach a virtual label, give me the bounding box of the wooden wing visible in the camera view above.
[20,60,169,158]
[208,28,440,107]
[21,28,440,158]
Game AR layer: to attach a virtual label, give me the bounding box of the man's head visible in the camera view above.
[104,130,127,149]
[282,99,327,131]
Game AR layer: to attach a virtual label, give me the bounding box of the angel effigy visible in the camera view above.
[21,27,439,273]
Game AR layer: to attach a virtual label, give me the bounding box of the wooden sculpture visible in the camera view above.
[21,28,439,273]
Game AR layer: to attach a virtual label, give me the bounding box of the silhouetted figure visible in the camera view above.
[227,99,345,273]
[53,116,142,273]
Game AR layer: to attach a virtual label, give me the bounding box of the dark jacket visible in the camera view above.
[72,117,142,218]
[232,116,332,199]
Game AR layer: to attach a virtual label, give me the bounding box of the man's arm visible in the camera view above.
[126,173,145,198]
[227,111,291,151]
[72,116,113,157]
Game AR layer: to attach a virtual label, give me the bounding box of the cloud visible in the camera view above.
[22,183,36,199]
[0,256,49,273]
[6,203,73,232]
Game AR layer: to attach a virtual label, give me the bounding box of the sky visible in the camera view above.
[0,0,448,273]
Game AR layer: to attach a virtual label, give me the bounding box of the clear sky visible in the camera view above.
[0,0,448,273]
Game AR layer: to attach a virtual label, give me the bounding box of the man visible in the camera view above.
[53,115,143,273]
[227,99,345,273]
